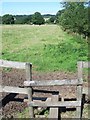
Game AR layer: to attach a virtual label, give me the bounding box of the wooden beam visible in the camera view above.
[0,85,28,94]
[24,79,82,87]
[0,59,31,69]
[25,63,34,118]
[29,101,81,107]
[0,85,88,95]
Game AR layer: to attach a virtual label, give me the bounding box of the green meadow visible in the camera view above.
[2,24,88,72]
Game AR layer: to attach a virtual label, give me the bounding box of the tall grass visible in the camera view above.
[2,25,88,72]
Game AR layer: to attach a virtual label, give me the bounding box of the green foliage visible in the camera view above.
[41,36,87,72]
[14,15,32,24]
[2,14,15,24]
[0,16,2,24]
[31,12,45,25]
[55,9,64,23]
[49,16,56,23]
[58,2,90,37]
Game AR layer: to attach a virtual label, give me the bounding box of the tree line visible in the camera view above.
[1,12,56,25]
[1,2,90,38]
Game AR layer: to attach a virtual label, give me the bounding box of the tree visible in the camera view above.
[58,2,90,37]
[55,9,64,23]
[49,16,56,23]
[31,12,45,25]
[0,16,2,24]
[2,14,14,24]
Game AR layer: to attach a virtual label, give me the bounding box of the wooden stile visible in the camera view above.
[0,59,89,119]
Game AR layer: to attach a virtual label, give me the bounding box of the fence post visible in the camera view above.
[76,61,83,118]
[25,63,34,118]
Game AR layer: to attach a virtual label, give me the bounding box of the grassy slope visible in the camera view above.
[2,24,88,72]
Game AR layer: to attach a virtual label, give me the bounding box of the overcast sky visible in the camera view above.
[1,2,63,15]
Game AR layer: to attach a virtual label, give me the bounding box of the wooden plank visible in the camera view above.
[77,61,83,83]
[48,94,59,118]
[83,87,88,95]
[83,62,90,68]
[25,63,34,118]
[76,61,83,118]
[29,101,81,107]
[0,59,26,69]
[24,79,82,87]
[0,85,28,94]
[76,86,82,118]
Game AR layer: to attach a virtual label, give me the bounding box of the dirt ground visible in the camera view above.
[0,68,88,118]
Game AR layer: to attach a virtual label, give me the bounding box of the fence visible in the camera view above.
[0,59,89,119]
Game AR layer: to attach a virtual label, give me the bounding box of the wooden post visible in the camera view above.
[48,93,59,119]
[25,63,34,118]
[76,61,83,118]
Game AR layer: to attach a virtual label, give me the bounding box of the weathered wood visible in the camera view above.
[82,61,90,68]
[0,85,28,94]
[77,61,83,83]
[25,63,34,118]
[76,61,83,118]
[24,79,81,87]
[29,101,81,107]
[0,59,26,69]
[48,94,59,118]
[0,84,88,95]
[76,86,82,118]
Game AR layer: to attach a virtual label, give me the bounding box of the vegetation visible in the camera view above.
[2,14,15,24]
[2,25,88,72]
[31,12,45,25]
[0,16,2,24]
[58,2,90,38]
[14,15,32,24]
[1,13,54,25]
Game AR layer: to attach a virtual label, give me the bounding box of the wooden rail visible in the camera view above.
[24,79,82,87]
[0,85,88,95]
[29,101,81,107]
[0,85,28,94]
[0,59,27,69]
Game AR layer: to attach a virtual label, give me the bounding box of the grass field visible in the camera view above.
[2,24,88,72]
